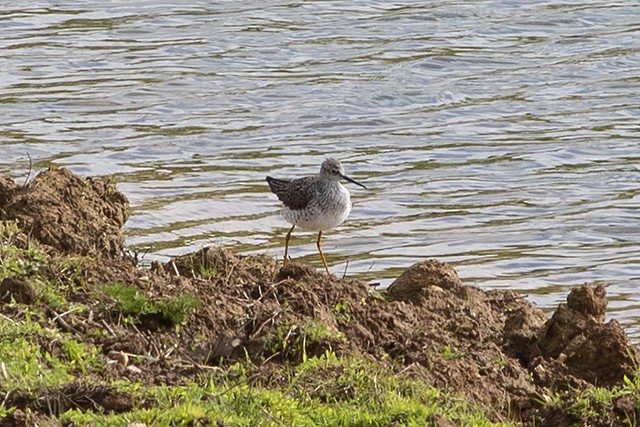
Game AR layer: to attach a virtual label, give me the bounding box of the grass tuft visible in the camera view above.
[101,282,202,326]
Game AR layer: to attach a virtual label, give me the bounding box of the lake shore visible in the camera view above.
[1,168,638,426]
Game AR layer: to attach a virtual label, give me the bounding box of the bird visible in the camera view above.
[266,158,367,274]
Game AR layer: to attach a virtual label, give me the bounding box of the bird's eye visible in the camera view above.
[331,168,339,174]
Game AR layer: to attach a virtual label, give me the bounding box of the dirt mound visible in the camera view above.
[0,167,129,256]
[531,284,639,389]
[352,261,539,413]
[387,258,465,301]
[86,251,639,422]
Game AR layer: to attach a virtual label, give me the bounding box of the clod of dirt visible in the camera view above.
[6,381,134,417]
[0,276,36,304]
[563,320,638,385]
[566,283,607,322]
[167,246,277,286]
[534,284,640,388]
[0,175,17,208]
[275,262,320,282]
[341,263,541,416]
[169,246,240,278]
[0,167,129,256]
[502,303,547,364]
[537,284,607,359]
[386,259,465,302]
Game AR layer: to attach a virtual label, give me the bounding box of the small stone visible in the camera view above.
[533,364,548,383]
[387,259,463,303]
[116,351,129,367]
[126,365,142,374]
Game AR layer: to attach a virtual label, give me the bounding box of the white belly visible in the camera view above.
[283,184,352,232]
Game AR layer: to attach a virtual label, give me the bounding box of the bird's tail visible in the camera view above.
[266,176,290,194]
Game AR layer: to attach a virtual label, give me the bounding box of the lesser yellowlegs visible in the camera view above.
[266,158,367,274]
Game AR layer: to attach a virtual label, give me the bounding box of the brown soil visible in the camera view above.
[0,166,129,256]
[1,167,639,426]
[0,277,35,305]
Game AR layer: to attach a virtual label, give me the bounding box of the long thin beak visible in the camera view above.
[341,173,367,189]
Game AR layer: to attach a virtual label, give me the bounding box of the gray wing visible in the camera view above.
[266,176,317,210]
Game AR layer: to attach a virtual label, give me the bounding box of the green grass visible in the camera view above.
[0,220,92,310]
[191,249,220,279]
[0,309,99,394]
[260,319,348,367]
[101,282,202,326]
[568,374,640,425]
[0,222,101,400]
[442,344,459,360]
[0,221,48,279]
[61,352,515,427]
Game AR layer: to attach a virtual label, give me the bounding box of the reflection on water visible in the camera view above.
[1,1,639,337]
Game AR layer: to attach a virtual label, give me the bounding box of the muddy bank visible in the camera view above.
[1,167,638,426]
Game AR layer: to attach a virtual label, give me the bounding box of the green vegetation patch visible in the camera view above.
[61,352,514,427]
[265,320,346,364]
[0,308,104,419]
[0,221,48,279]
[101,282,202,326]
[567,374,640,426]
[0,323,74,393]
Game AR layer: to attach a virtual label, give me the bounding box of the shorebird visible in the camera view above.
[266,158,367,274]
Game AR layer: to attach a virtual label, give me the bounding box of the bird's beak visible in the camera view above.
[341,174,367,189]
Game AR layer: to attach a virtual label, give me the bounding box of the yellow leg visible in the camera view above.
[316,231,330,274]
[283,225,295,266]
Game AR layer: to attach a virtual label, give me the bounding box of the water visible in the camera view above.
[1,1,639,337]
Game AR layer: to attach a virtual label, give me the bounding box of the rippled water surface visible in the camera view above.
[1,1,639,336]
